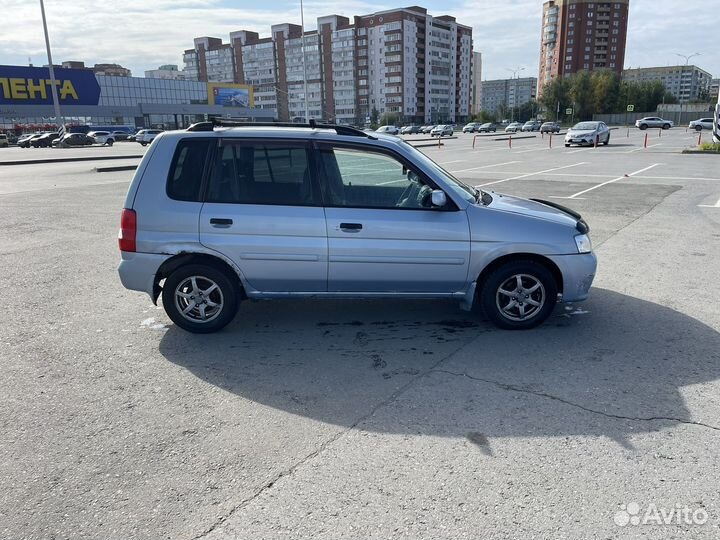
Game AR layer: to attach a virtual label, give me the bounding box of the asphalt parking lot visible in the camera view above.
[1,127,719,539]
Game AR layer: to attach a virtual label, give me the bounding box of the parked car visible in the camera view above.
[54,133,95,147]
[540,122,561,133]
[400,125,421,135]
[0,134,8,148]
[462,122,481,133]
[88,131,116,146]
[635,117,673,130]
[477,122,498,133]
[30,132,60,148]
[564,121,610,147]
[112,131,132,141]
[118,120,597,333]
[375,125,400,135]
[135,129,164,146]
[522,120,542,132]
[505,122,523,133]
[18,133,48,148]
[430,125,454,137]
[689,118,714,131]
[421,125,436,134]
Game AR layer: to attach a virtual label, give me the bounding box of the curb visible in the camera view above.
[681,150,720,155]
[0,154,144,166]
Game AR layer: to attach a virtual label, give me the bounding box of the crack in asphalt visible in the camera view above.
[431,369,720,432]
[192,335,484,540]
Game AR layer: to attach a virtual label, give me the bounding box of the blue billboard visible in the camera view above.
[0,65,101,106]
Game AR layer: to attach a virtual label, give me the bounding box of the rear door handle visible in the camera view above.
[210,218,233,227]
[339,223,362,232]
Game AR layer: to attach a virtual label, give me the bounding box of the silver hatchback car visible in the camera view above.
[118,120,596,333]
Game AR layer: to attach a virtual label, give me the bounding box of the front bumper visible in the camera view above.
[548,252,597,303]
[118,251,171,298]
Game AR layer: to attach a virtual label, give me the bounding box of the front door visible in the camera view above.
[199,139,327,293]
[317,143,470,293]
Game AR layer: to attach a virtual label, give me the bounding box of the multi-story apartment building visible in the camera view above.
[622,65,713,102]
[182,6,473,124]
[144,65,185,80]
[481,77,538,117]
[471,52,483,115]
[538,0,629,95]
[711,79,720,102]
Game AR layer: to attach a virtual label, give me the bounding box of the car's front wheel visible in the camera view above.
[639,124,647,130]
[162,264,239,333]
[479,260,558,330]
[663,124,671,130]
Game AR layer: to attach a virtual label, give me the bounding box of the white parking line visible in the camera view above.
[476,162,587,188]
[450,160,520,173]
[552,163,662,199]
[627,143,661,153]
[698,196,720,208]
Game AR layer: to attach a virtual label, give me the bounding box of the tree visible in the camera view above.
[591,71,621,114]
[370,108,379,128]
[540,77,571,121]
[379,112,400,126]
[570,71,594,120]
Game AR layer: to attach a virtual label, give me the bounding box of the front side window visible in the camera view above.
[207,141,316,206]
[319,147,437,210]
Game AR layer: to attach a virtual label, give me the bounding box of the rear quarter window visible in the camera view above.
[167,139,213,202]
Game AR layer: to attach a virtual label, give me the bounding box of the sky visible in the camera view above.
[0,0,717,82]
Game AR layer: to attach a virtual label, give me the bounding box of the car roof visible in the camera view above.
[160,126,404,147]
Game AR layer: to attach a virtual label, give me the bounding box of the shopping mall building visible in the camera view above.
[0,64,273,132]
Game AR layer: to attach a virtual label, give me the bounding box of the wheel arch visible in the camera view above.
[475,253,564,298]
[153,252,246,305]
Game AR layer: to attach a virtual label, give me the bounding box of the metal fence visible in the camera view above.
[592,111,713,127]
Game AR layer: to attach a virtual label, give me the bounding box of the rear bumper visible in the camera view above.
[548,252,597,303]
[118,251,171,298]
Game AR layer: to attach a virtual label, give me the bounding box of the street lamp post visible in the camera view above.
[39,0,63,131]
[299,0,310,122]
[674,52,700,126]
[506,66,524,123]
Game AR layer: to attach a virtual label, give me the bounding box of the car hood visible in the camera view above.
[567,129,596,136]
[482,192,579,228]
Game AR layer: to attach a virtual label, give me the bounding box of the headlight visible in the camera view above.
[575,234,592,254]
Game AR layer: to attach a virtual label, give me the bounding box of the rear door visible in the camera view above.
[199,139,327,293]
[317,143,470,293]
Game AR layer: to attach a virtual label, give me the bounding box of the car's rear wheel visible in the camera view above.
[106,139,114,146]
[162,264,239,333]
[479,260,558,330]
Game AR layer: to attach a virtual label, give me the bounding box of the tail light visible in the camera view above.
[118,208,137,252]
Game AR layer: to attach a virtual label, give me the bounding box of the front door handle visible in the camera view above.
[210,218,233,227]
[339,223,362,232]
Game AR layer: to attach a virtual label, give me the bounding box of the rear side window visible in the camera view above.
[167,139,212,202]
[206,141,316,206]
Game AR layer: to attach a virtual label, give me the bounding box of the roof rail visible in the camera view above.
[186,118,375,138]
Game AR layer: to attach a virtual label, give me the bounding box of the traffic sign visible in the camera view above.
[565,108,573,115]
[627,104,635,112]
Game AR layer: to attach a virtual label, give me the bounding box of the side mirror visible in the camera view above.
[431,190,447,208]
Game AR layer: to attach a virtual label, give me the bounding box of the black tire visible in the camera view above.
[479,260,558,330]
[603,134,610,146]
[140,142,147,146]
[695,125,703,131]
[565,143,570,147]
[639,124,647,130]
[106,139,114,146]
[662,124,670,130]
[162,263,239,333]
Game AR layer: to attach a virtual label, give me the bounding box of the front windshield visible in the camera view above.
[573,122,599,130]
[397,139,476,203]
